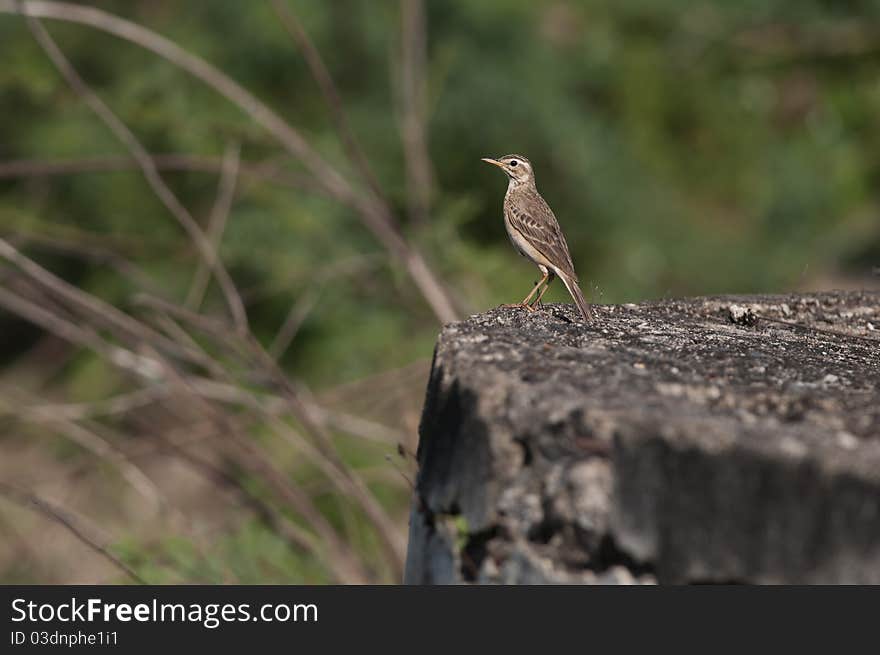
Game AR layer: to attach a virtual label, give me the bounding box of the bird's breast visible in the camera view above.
[503,208,554,269]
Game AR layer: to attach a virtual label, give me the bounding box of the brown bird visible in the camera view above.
[482,154,593,321]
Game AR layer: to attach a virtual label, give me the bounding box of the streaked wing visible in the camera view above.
[506,192,577,279]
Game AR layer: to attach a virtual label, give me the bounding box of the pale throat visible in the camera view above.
[505,175,534,196]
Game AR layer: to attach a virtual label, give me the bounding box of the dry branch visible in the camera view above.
[399,0,434,225]
[129,294,408,572]
[0,481,146,584]
[0,237,199,364]
[0,1,424,583]
[128,347,373,584]
[186,142,241,311]
[39,418,162,515]
[0,285,162,380]
[23,12,250,333]
[0,154,321,193]
[268,0,386,203]
[0,0,459,323]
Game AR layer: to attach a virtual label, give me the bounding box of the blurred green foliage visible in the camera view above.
[1,0,879,582]
[3,1,880,381]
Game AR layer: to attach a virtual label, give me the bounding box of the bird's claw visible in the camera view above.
[500,302,539,313]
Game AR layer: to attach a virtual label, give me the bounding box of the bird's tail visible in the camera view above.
[559,272,593,321]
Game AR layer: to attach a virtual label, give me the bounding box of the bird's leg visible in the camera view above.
[531,272,555,309]
[519,272,549,311]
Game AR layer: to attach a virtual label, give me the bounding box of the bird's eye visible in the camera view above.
[509,160,518,167]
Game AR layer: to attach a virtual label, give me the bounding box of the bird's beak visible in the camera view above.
[481,157,505,169]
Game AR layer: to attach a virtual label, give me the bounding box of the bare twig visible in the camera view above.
[149,428,320,556]
[0,481,146,584]
[243,337,407,569]
[199,336,410,574]
[1,273,409,580]
[35,417,162,515]
[0,285,163,381]
[1,242,406,583]
[186,142,241,311]
[314,406,409,447]
[384,454,416,491]
[3,0,351,192]
[140,351,371,584]
[125,296,409,572]
[268,285,320,360]
[1,0,459,323]
[4,230,161,294]
[133,293,233,340]
[13,373,408,457]
[0,3,430,576]
[245,404,406,578]
[147,311,230,381]
[0,237,200,364]
[265,252,388,359]
[22,12,249,333]
[0,153,321,193]
[9,387,167,422]
[268,0,386,202]
[399,0,433,225]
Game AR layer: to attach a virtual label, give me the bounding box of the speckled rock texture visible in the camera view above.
[403,291,880,584]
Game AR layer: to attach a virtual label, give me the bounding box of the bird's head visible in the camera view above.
[481,154,534,185]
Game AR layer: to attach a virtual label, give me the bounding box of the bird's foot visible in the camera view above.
[500,302,537,313]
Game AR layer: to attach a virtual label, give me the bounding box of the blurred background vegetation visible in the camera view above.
[0,0,877,583]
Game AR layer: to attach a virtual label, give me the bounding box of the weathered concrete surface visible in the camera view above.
[404,291,880,584]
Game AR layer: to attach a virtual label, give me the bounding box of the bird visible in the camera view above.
[482,154,593,321]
